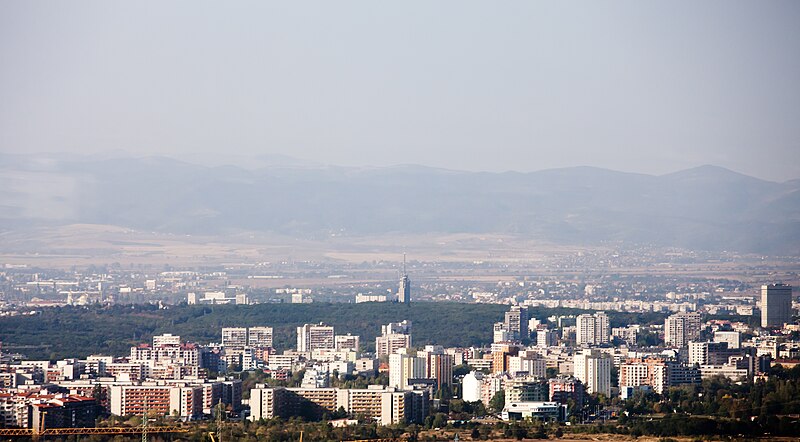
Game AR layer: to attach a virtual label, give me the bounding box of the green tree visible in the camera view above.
[489,390,505,413]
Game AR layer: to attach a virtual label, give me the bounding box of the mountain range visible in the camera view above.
[1,153,798,254]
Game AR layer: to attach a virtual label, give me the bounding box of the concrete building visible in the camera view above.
[297,323,335,352]
[548,376,585,408]
[221,328,248,350]
[714,331,741,349]
[388,353,426,390]
[462,371,483,403]
[335,334,360,352]
[376,321,412,357]
[576,312,610,346]
[664,312,702,348]
[249,385,424,425]
[248,327,274,348]
[761,283,792,328]
[573,349,611,397]
[501,402,564,421]
[417,346,454,390]
[504,306,529,341]
[505,377,549,404]
[493,322,510,343]
[30,395,98,430]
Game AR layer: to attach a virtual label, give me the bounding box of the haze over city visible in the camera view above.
[1,2,800,441]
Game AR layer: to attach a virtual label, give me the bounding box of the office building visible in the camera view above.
[761,284,792,328]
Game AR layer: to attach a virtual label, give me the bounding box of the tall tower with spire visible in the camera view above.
[398,253,411,303]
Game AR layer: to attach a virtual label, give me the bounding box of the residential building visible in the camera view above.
[504,306,529,341]
[664,312,702,348]
[573,349,611,396]
[297,323,335,352]
[248,327,274,348]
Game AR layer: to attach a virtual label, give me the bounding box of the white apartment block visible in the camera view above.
[388,353,426,390]
[576,312,610,346]
[297,323,335,352]
[248,327,274,348]
[376,334,411,357]
[335,334,360,352]
[573,349,611,397]
[221,328,248,350]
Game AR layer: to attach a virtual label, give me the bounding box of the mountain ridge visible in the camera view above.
[1,153,797,254]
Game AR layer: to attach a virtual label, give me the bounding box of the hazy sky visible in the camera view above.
[1,1,799,180]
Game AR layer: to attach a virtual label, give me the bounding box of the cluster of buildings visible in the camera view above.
[0,275,795,429]
[0,333,243,429]
[247,320,442,425]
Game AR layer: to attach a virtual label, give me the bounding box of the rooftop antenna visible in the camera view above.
[402,252,407,276]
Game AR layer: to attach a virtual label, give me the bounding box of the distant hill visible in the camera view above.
[1,153,798,254]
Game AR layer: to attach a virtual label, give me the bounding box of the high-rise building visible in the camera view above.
[417,345,454,389]
[297,323,335,352]
[376,334,412,357]
[491,343,520,374]
[504,306,529,341]
[382,320,412,336]
[153,333,181,348]
[576,312,610,346]
[248,327,274,348]
[398,254,411,303]
[664,312,702,348]
[536,328,557,348]
[573,349,611,396]
[376,320,412,357]
[221,328,248,350]
[389,352,426,389]
[761,284,792,328]
[335,334,360,351]
[493,322,509,343]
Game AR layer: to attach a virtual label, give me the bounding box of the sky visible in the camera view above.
[1,1,799,181]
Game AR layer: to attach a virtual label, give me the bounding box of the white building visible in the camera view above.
[297,323,335,352]
[221,328,248,350]
[573,349,611,397]
[576,312,610,346]
[714,331,740,349]
[462,371,483,403]
[388,352,426,389]
[248,327,274,348]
